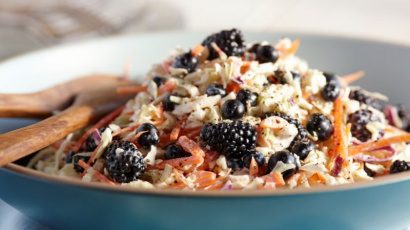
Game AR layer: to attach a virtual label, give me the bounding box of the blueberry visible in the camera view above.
[152,76,166,87]
[164,144,190,160]
[237,89,258,107]
[267,150,298,179]
[256,45,279,64]
[221,99,245,120]
[291,71,301,81]
[205,84,226,96]
[65,151,76,164]
[323,72,340,85]
[163,94,176,111]
[243,150,265,168]
[136,123,160,148]
[290,141,314,160]
[227,157,244,170]
[172,52,198,73]
[321,81,340,101]
[306,113,334,141]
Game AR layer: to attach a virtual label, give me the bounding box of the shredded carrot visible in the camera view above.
[169,182,187,189]
[170,125,181,142]
[191,44,205,57]
[78,160,116,185]
[177,136,205,158]
[158,80,176,95]
[204,178,225,190]
[284,39,300,56]
[327,95,348,174]
[240,61,251,74]
[385,125,408,135]
[148,156,203,170]
[112,124,140,137]
[261,172,285,187]
[340,70,365,86]
[249,157,259,177]
[116,85,147,95]
[226,81,241,94]
[193,171,217,189]
[75,106,124,152]
[349,133,410,156]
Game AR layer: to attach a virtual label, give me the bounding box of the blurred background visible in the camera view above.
[0,0,409,229]
[0,0,409,60]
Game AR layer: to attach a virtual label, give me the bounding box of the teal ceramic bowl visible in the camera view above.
[1,31,410,230]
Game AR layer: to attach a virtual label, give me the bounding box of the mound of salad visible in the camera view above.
[29,29,410,190]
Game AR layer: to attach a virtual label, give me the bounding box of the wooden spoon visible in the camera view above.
[0,82,135,166]
[0,74,126,118]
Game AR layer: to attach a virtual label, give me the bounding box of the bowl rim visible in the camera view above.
[2,30,410,197]
[5,163,410,197]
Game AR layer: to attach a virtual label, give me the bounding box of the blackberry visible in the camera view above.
[135,123,160,148]
[290,140,314,160]
[221,99,245,120]
[172,52,198,73]
[202,28,245,60]
[152,76,166,87]
[105,140,145,183]
[390,160,410,174]
[164,144,190,160]
[349,89,382,110]
[72,153,91,173]
[263,112,308,144]
[255,45,279,64]
[200,121,257,158]
[306,113,334,141]
[237,89,258,107]
[205,84,226,97]
[348,109,379,142]
[267,150,299,180]
[242,150,265,168]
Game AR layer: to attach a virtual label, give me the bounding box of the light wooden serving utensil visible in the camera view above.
[0,74,126,118]
[0,76,135,166]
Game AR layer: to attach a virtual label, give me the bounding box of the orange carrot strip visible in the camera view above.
[284,39,300,56]
[339,70,365,86]
[158,80,176,95]
[262,172,285,187]
[78,160,116,185]
[226,81,240,94]
[194,171,217,189]
[148,156,203,170]
[191,44,205,57]
[75,106,125,152]
[170,125,181,142]
[116,85,147,94]
[177,136,205,158]
[204,179,225,190]
[349,133,410,156]
[249,157,259,177]
[112,124,140,137]
[385,125,408,135]
[240,61,251,74]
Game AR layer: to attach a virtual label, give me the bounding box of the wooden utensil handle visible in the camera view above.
[0,106,93,166]
[0,93,57,118]
[0,75,121,118]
